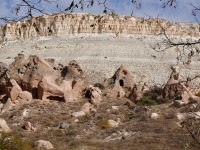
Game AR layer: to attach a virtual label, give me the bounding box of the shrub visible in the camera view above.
[102,121,111,129]
[195,91,200,97]
[171,101,181,108]
[137,96,157,106]
[0,132,31,150]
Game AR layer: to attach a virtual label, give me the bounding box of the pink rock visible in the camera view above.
[72,111,86,118]
[5,79,22,101]
[86,86,102,104]
[72,73,89,101]
[104,64,134,98]
[24,121,36,132]
[18,91,32,101]
[181,91,190,104]
[38,76,64,101]
[61,80,74,102]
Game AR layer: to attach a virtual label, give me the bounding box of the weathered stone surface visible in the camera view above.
[61,80,73,102]
[106,118,121,128]
[81,102,93,113]
[5,79,22,102]
[72,73,89,101]
[34,140,54,149]
[1,98,14,113]
[151,113,159,120]
[21,55,57,98]
[18,91,32,101]
[1,13,199,43]
[72,111,86,118]
[86,86,102,104]
[163,82,184,99]
[104,64,134,98]
[62,60,83,80]
[24,121,36,132]
[0,118,11,132]
[38,76,64,101]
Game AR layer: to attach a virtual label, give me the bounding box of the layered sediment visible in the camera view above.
[0,13,199,42]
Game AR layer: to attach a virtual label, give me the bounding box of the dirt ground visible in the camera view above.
[0,96,199,150]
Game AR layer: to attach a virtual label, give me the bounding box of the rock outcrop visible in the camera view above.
[0,54,89,111]
[1,13,199,43]
[104,64,134,98]
[163,67,199,103]
[86,86,102,104]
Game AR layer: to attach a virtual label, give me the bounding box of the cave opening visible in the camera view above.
[119,79,124,87]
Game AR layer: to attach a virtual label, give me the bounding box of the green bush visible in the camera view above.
[171,101,181,108]
[0,132,31,150]
[195,91,200,97]
[137,96,157,106]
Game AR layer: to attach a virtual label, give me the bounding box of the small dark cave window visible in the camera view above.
[119,79,124,87]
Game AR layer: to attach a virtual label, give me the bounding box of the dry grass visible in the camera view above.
[0,97,199,150]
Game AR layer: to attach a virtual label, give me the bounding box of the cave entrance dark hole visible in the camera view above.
[46,96,64,102]
[119,79,124,87]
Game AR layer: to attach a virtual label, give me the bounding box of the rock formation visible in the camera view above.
[0,54,90,112]
[0,13,199,43]
[163,67,199,104]
[86,86,102,104]
[104,64,134,98]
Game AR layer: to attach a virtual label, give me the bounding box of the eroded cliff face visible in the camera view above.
[0,13,199,42]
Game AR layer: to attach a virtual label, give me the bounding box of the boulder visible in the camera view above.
[24,121,36,132]
[1,98,14,113]
[0,118,11,132]
[38,76,64,101]
[82,102,93,113]
[58,123,70,129]
[86,86,102,104]
[18,91,32,101]
[34,140,54,150]
[112,106,118,110]
[151,113,159,120]
[106,118,121,128]
[72,111,86,118]
[5,79,22,102]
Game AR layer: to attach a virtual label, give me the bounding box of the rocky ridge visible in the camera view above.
[0,13,199,42]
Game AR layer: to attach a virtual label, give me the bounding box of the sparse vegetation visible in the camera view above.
[137,96,157,106]
[195,91,200,97]
[171,101,181,108]
[0,132,31,150]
